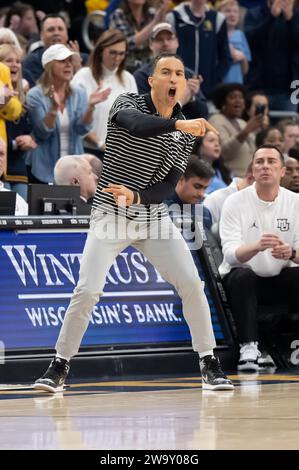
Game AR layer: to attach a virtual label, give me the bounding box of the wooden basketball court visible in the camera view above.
[0,372,299,450]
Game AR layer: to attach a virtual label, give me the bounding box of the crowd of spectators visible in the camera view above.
[1,0,299,370]
[0,1,298,198]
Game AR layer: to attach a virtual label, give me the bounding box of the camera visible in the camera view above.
[255,103,266,115]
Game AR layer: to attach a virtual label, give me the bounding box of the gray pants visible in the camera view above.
[56,210,216,359]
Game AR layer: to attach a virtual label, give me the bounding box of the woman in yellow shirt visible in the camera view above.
[0,61,22,146]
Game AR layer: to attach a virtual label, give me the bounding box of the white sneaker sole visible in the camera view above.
[202,382,234,391]
[32,382,64,393]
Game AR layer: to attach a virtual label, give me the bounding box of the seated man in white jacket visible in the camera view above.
[219,144,299,371]
[0,138,28,216]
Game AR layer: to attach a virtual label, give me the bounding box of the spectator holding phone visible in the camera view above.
[244,91,270,129]
[209,83,263,177]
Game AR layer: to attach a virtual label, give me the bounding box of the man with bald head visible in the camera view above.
[54,155,98,202]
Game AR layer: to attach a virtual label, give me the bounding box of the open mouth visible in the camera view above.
[168,87,176,98]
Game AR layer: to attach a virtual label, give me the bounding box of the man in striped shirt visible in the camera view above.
[33,53,233,392]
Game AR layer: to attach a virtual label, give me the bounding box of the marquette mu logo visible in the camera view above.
[276,219,290,232]
[171,131,181,141]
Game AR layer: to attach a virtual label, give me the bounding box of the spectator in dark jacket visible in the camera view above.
[166,0,231,96]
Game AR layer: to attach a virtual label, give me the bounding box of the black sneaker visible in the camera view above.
[33,357,70,393]
[200,355,234,390]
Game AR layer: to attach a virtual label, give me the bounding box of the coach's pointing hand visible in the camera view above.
[175,118,219,137]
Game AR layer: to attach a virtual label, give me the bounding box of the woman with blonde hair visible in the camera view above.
[0,27,23,55]
[0,43,34,199]
[0,44,25,101]
[72,29,137,156]
[25,43,107,184]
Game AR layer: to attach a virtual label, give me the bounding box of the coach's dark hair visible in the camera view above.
[253,144,285,165]
[183,155,215,180]
[151,52,184,74]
